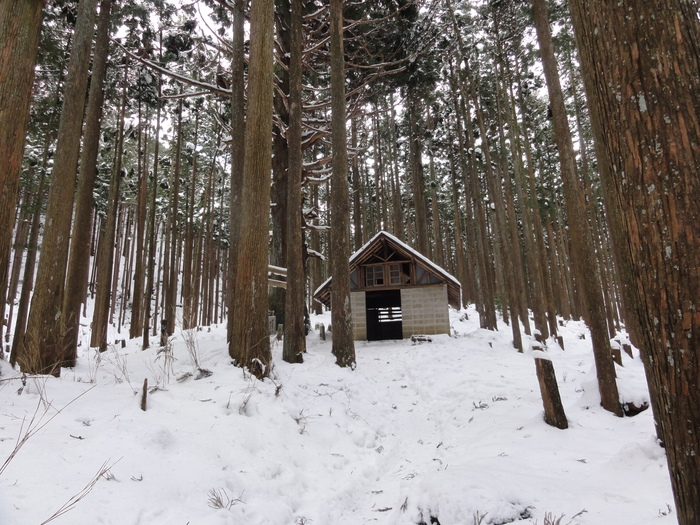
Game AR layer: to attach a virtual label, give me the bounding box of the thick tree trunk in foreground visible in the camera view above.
[282,0,305,364]
[63,0,113,363]
[21,0,99,373]
[568,2,700,523]
[0,0,45,348]
[329,0,356,368]
[229,0,275,378]
[531,0,622,416]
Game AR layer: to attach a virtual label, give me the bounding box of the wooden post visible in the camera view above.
[140,378,148,411]
[622,342,633,359]
[534,355,568,429]
[276,324,283,341]
[610,340,623,366]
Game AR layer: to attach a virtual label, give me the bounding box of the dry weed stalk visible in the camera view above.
[1,385,95,477]
[39,459,118,524]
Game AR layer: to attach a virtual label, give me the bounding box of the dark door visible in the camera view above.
[366,290,402,341]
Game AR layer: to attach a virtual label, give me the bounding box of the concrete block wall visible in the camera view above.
[350,291,367,340]
[400,285,450,337]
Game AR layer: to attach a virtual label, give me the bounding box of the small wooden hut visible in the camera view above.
[313,231,461,341]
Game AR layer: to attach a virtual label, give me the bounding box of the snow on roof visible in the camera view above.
[350,231,461,289]
[313,231,462,306]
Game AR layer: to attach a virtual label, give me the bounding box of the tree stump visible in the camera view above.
[140,378,148,411]
[319,323,325,341]
[534,355,568,429]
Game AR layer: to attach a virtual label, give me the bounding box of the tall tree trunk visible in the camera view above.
[143,66,162,350]
[407,91,430,256]
[6,189,31,340]
[387,95,404,242]
[351,118,363,250]
[282,0,305,364]
[182,115,199,330]
[62,0,112,362]
[427,154,444,268]
[130,100,148,339]
[568,1,700,522]
[165,99,183,337]
[447,131,469,306]
[10,171,47,366]
[329,0,356,368]
[269,0,292,330]
[229,0,275,378]
[91,77,127,351]
[494,60,531,339]
[512,56,557,340]
[372,113,385,233]
[0,0,45,348]
[532,0,622,416]
[21,0,99,373]
[445,26,497,331]
[309,185,323,315]
[467,57,521,347]
[227,0,246,345]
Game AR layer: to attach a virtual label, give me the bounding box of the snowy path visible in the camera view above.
[0,310,677,524]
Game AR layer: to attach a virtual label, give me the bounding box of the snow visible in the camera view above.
[0,308,677,525]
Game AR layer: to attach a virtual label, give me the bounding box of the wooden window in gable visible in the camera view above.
[389,263,412,285]
[365,265,385,287]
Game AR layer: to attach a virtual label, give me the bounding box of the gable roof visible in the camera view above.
[313,231,462,309]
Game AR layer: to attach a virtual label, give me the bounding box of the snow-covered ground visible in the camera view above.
[0,308,677,524]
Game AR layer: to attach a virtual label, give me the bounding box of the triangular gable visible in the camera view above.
[314,231,462,309]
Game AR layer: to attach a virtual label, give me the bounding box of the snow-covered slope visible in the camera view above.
[0,308,676,524]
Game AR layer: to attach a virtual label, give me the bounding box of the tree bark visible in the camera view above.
[568,2,700,522]
[407,90,430,257]
[10,171,46,366]
[534,356,568,430]
[227,0,246,347]
[91,76,127,351]
[269,0,292,330]
[329,0,356,368]
[229,0,275,378]
[62,0,113,363]
[0,0,45,348]
[531,0,622,416]
[130,100,149,339]
[182,115,199,330]
[21,0,99,373]
[351,118,363,250]
[143,63,162,350]
[282,0,306,364]
[164,99,183,337]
